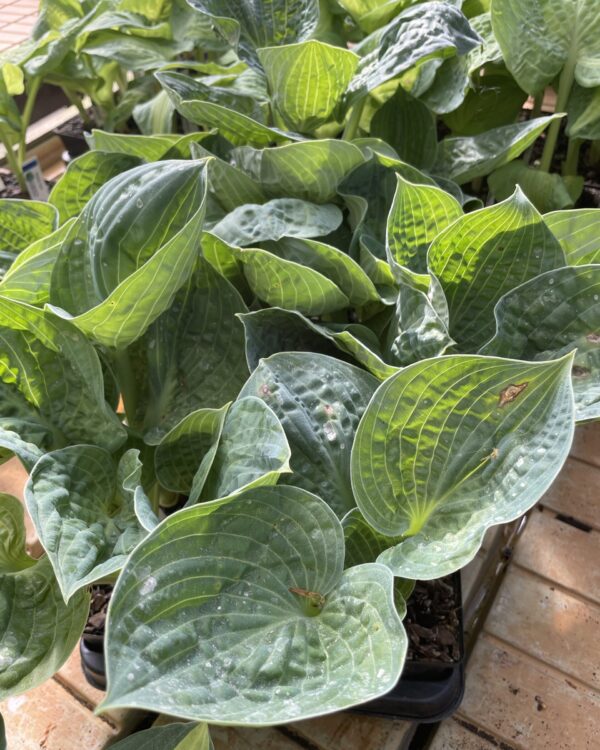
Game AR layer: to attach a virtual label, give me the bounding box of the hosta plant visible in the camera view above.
[0,0,598,745]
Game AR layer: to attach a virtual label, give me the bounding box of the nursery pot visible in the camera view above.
[351,571,465,722]
[79,573,465,721]
[55,115,90,160]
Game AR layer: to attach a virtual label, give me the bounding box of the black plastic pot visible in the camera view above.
[352,571,465,722]
[79,573,465,722]
[55,116,90,160]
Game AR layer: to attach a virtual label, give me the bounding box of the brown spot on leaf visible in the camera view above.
[289,587,326,609]
[572,365,591,378]
[586,333,600,344]
[498,382,528,407]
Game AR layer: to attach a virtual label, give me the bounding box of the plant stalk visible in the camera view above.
[62,87,93,128]
[524,91,544,164]
[539,61,576,173]
[113,348,140,430]
[342,98,365,141]
[562,137,582,176]
[17,76,41,165]
[3,141,26,191]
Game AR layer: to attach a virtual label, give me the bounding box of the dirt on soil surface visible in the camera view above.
[405,576,461,664]
[0,169,26,199]
[84,584,113,636]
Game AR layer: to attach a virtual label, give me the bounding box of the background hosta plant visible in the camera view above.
[0,0,599,739]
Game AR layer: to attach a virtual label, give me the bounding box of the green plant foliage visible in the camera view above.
[109,722,213,750]
[0,199,57,276]
[351,354,575,578]
[101,487,406,724]
[545,210,600,265]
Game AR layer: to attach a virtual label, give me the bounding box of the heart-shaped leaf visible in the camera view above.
[351,354,575,579]
[488,161,576,214]
[0,493,89,699]
[258,41,358,133]
[346,1,480,102]
[50,160,209,348]
[387,175,463,274]
[188,0,319,69]
[87,129,215,161]
[481,265,600,422]
[492,0,600,94]
[232,140,365,203]
[49,151,143,223]
[0,199,57,276]
[239,352,378,517]
[428,189,566,351]
[100,486,406,724]
[109,722,213,750]
[434,115,561,184]
[25,446,148,601]
[0,298,126,469]
[212,199,342,247]
[545,209,600,265]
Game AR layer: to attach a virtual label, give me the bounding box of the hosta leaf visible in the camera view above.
[342,508,404,569]
[386,175,463,274]
[87,129,214,161]
[110,722,213,750]
[545,209,600,265]
[50,160,208,348]
[0,712,4,750]
[263,237,380,307]
[133,89,176,136]
[200,232,247,291]
[0,220,74,306]
[346,1,480,102]
[491,0,600,94]
[370,88,438,171]
[481,265,600,422]
[239,307,396,379]
[239,353,378,517]
[466,11,501,74]
[0,199,57,276]
[488,161,575,214]
[237,247,350,315]
[0,298,126,468]
[0,493,89,699]
[81,31,191,71]
[197,397,291,502]
[567,83,600,140]
[428,189,566,351]
[418,55,469,115]
[232,140,365,203]
[257,41,358,133]
[212,199,342,247]
[156,71,295,147]
[49,151,142,223]
[25,446,147,601]
[434,115,561,184]
[351,354,575,578]
[154,405,229,493]
[384,268,456,365]
[129,261,248,439]
[188,0,319,68]
[100,486,405,724]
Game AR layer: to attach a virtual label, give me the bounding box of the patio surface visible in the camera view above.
[1,424,598,749]
[0,0,37,52]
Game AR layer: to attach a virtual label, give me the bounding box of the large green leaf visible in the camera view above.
[197,397,291,502]
[428,189,566,351]
[257,41,358,133]
[0,199,57,276]
[481,265,600,422]
[434,115,561,184]
[188,0,319,68]
[49,151,143,223]
[370,88,438,171]
[236,247,350,315]
[488,161,576,214]
[232,140,365,203]
[128,261,249,439]
[346,1,480,102]
[351,354,575,578]
[491,0,600,94]
[545,209,600,265]
[386,175,463,274]
[25,446,147,602]
[100,486,405,724]
[0,493,89,699]
[0,298,126,468]
[0,220,74,306]
[418,54,470,115]
[567,83,600,140]
[156,71,295,147]
[50,160,208,348]
[109,722,213,750]
[87,129,214,161]
[211,199,342,246]
[239,353,377,517]
[239,307,397,380]
[81,31,191,71]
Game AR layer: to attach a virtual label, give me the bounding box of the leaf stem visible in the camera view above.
[113,348,140,430]
[539,61,575,173]
[17,76,41,165]
[3,139,26,191]
[61,87,93,128]
[524,91,544,164]
[342,98,365,141]
[562,137,582,176]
